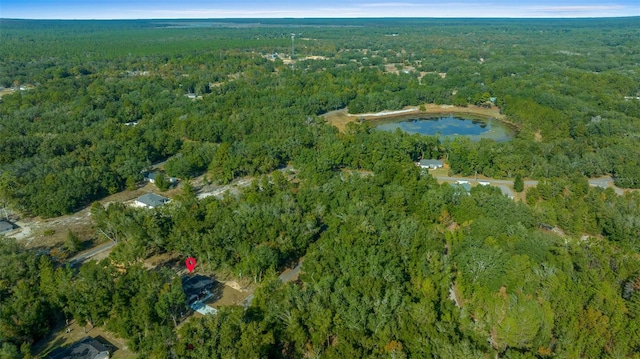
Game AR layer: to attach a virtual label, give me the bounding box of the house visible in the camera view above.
[47,336,110,359]
[418,159,444,169]
[144,172,177,185]
[133,193,170,209]
[144,172,157,183]
[0,220,14,234]
[182,275,215,305]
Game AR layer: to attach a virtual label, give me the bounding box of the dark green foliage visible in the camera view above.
[154,172,170,192]
[1,18,640,359]
[514,174,524,192]
[64,229,82,253]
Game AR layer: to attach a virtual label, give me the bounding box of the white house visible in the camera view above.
[133,193,170,209]
[144,172,177,185]
[418,159,444,169]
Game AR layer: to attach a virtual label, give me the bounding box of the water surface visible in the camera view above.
[375,115,514,142]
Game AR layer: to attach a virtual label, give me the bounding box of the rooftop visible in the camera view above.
[0,220,13,233]
[47,337,109,359]
[135,193,170,208]
[418,159,444,169]
[182,274,215,296]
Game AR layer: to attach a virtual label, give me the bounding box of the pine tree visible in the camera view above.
[514,174,524,193]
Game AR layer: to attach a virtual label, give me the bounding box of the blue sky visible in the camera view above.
[2,0,639,19]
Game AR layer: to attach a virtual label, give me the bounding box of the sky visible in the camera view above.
[1,0,639,19]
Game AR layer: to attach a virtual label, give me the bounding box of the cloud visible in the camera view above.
[5,0,638,19]
[522,4,636,17]
[527,5,627,12]
[144,8,365,18]
[360,2,424,7]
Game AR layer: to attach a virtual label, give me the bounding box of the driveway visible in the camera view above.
[242,260,303,308]
[68,241,116,267]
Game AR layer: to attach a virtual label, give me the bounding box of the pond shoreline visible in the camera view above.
[323,104,516,132]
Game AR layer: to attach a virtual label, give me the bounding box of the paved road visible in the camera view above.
[68,241,116,267]
[435,175,624,195]
[435,176,537,186]
[242,260,303,308]
[587,177,624,195]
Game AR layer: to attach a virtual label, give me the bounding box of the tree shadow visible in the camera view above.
[39,337,69,358]
[209,281,224,303]
[94,335,118,354]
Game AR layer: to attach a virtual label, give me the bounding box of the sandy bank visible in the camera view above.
[324,104,506,132]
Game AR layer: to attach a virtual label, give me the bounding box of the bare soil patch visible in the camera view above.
[534,130,543,142]
[0,88,15,98]
[6,181,176,251]
[384,63,416,74]
[207,284,249,307]
[33,320,134,359]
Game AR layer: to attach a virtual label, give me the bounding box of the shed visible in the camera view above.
[418,159,444,169]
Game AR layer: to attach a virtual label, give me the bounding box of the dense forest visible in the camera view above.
[1,18,639,358]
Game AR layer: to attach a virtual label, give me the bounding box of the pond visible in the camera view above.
[375,115,515,142]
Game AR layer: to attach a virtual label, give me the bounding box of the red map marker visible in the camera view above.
[185,257,197,273]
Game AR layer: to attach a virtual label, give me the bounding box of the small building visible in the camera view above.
[498,185,515,199]
[47,336,110,359]
[133,193,170,209]
[418,159,444,169]
[453,183,471,194]
[182,275,215,305]
[144,172,177,185]
[0,220,14,234]
[144,172,157,183]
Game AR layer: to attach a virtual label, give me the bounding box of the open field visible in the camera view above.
[33,320,135,359]
[323,103,506,132]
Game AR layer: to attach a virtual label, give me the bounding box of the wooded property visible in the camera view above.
[0,17,639,358]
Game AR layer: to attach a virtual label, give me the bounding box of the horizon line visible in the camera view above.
[2,15,639,20]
